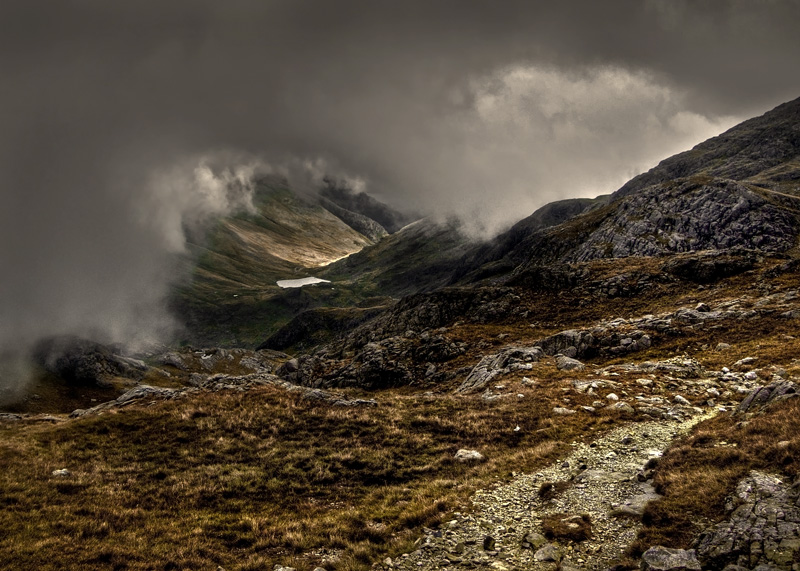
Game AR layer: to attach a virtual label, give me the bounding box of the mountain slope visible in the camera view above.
[455,97,800,284]
[321,218,474,298]
[615,96,800,199]
[453,195,610,282]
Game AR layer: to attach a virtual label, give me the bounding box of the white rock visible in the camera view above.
[455,449,484,462]
[553,407,577,415]
[606,393,619,401]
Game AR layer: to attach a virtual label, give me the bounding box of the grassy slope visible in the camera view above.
[321,218,474,299]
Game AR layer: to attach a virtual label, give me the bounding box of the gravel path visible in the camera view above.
[385,411,716,571]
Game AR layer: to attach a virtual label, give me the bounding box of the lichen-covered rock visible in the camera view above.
[641,546,702,571]
[694,471,800,571]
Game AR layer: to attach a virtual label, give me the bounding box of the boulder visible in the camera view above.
[737,381,799,414]
[454,449,484,463]
[556,355,585,371]
[641,547,701,571]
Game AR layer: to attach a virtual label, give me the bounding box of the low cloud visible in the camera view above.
[0,1,798,396]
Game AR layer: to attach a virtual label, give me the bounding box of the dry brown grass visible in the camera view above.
[0,382,634,571]
[541,513,592,542]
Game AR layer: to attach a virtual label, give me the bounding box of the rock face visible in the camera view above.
[564,179,798,263]
[694,471,800,571]
[32,335,147,387]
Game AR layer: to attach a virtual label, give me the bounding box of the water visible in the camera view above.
[276,277,331,289]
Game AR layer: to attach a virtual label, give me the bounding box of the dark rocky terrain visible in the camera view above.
[3,96,800,571]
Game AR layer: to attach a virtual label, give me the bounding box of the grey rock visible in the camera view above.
[534,543,562,562]
[737,381,799,414]
[556,355,585,371]
[553,407,577,415]
[522,531,547,550]
[115,385,179,405]
[159,352,187,370]
[641,547,702,571]
[609,402,635,414]
[457,346,543,393]
[455,449,485,463]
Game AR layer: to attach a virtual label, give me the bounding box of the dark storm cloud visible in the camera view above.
[1,0,799,379]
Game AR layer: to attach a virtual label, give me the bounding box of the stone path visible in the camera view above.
[384,412,716,571]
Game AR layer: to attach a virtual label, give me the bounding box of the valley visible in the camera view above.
[2,97,800,571]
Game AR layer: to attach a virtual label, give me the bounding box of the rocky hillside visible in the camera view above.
[615,96,800,199]
[320,180,416,234]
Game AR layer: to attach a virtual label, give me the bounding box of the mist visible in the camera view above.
[1,0,800,385]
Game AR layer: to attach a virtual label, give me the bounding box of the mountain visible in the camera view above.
[453,97,800,284]
[5,96,800,571]
[320,179,416,233]
[615,96,800,199]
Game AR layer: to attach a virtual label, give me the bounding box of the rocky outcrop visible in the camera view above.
[156,347,288,376]
[457,347,543,393]
[32,335,147,387]
[258,307,386,351]
[736,381,800,414]
[662,249,760,284]
[535,327,652,359]
[335,287,520,352]
[568,179,797,263]
[320,337,415,389]
[694,471,800,571]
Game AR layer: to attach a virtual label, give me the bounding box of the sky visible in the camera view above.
[1,0,800,371]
